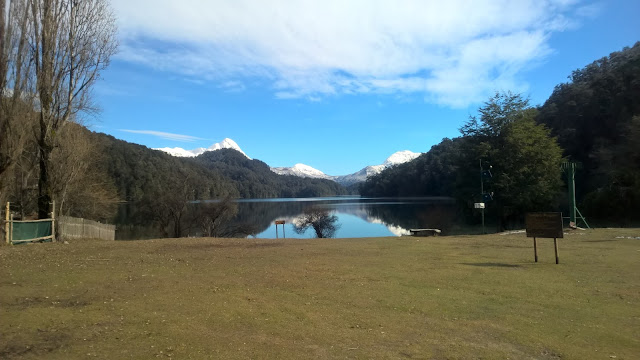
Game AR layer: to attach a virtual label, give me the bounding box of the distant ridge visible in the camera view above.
[271,150,421,185]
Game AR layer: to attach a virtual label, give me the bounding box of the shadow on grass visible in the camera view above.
[462,262,521,268]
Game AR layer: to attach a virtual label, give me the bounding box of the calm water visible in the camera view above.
[243,196,457,238]
[116,196,464,240]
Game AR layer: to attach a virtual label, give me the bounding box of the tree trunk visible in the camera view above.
[37,118,53,219]
[173,215,182,238]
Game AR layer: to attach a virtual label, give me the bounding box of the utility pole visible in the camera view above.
[562,162,590,229]
[479,160,492,234]
[567,162,577,226]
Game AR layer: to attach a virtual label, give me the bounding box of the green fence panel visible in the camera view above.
[12,221,52,242]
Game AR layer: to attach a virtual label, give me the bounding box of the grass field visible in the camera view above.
[1,229,639,359]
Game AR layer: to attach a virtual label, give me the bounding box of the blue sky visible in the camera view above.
[94,0,640,176]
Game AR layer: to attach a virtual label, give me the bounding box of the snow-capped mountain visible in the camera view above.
[156,138,419,186]
[334,150,420,185]
[333,165,383,185]
[383,150,421,166]
[271,150,421,185]
[155,138,250,159]
[271,163,333,180]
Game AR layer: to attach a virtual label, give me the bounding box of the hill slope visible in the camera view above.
[86,131,347,202]
[192,149,347,198]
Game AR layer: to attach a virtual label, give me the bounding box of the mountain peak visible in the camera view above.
[272,149,422,185]
[383,150,421,166]
[155,138,250,159]
[271,163,330,179]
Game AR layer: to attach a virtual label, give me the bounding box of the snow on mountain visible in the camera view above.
[271,150,421,185]
[334,150,421,185]
[333,165,380,186]
[156,139,417,185]
[155,138,250,159]
[383,150,421,166]
[271,163,332,180]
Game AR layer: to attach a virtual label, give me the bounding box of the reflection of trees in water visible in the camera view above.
[116,200,333,240]
[115,198,460,240]
[292,207,340,238]
[232,201,310,234]
[361,203,458,235]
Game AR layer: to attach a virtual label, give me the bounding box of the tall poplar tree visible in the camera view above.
[28,0,117,218]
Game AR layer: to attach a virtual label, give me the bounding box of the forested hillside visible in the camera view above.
[361,42,640,226]
[360,138,460,197]
[537,42,640,223]
[90,131,239,203]
[89,131,347,203]
[192,149,348,198]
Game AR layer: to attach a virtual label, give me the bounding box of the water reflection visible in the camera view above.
[116,196,458,240]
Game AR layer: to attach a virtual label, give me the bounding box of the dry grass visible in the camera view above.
[1,228,639,359]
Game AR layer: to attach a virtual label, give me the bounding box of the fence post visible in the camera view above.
[9,214,14,245]
[51,200,56,242]
[5,202,9,244]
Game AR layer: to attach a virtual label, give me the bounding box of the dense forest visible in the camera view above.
[361,42,640,227]
[537,43,640,223]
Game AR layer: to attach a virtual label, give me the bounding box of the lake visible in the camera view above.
[116,196,469,240]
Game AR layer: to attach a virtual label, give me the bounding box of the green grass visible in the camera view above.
[1,229,639,359]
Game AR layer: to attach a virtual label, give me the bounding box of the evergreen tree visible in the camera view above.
[458,92,564,230]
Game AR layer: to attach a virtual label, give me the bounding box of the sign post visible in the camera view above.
[525,212,563,264]
[474,202,486,234]
[275,220,285,239]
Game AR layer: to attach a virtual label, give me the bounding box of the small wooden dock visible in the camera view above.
[408,228,441,237]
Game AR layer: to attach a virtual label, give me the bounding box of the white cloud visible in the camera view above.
[110,0,589,107]
[119,129,207,142]
[218,80,246,93]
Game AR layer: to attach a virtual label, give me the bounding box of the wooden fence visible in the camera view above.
[58,216,115,241]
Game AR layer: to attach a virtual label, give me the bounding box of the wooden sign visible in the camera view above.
[525,212,563,264]
[526,212,563,239]
[275,220,285,225]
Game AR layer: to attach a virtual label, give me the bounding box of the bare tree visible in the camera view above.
[49,124,118,221]
[293,207,341,238]
[1,0,38,211]
[26,0,117,218]
[142,173,196,238]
